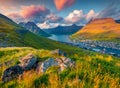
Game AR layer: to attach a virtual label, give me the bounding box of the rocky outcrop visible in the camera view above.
[2,53,75,83]
[37,57,75,73]
[18,53,38,70]
[2,65,23,83]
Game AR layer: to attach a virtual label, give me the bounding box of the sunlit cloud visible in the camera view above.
[20,5,50,19]
[8,5,50,23]
[7,13,23,22]
[20,5,50,23]
[65,9,98,24]
[54,0,75,11]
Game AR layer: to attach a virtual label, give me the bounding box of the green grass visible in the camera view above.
[0,47,120,88]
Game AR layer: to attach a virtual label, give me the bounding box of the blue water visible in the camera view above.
[48,34,73,43]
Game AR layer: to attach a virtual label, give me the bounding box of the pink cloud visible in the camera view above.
[8,13,21,18]
[0,0,18,9]
[0,6,15,10]
[7,5,50,23]
[20,5,50,19]
[54,0,75,11]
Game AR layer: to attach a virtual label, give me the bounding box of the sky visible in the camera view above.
[0,0,120,29]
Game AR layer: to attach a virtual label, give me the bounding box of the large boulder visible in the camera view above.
[2,65,23,83]
[36,58,58,73]
[19,53,38,70]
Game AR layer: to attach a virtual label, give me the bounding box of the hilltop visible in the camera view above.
[72,18,120,41]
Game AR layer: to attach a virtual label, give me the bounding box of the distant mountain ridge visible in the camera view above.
[43,24,83,35]
[19,22,50,37]
[115,19,120,23]
[72,18,120,41]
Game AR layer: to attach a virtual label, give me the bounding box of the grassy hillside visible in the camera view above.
[0,47,120,88]
[72,18,120,41]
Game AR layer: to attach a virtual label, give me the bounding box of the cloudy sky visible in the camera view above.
[0,0,120,29]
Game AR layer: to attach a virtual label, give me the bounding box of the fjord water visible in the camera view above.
[48,34,73,43]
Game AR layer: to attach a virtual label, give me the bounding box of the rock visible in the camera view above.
[19,53,38,70]
[56,58,63,64]
[36,58,58,73]
[36,57,75,73]
[59,63,68,71]
[2,65,23,83]
[56,57,75,71]
[51,49,67,56]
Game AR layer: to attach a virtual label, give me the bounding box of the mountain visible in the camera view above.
[43,24,83,35]
[0,13,79,51]
[115,19,120,23]
[72,18,120,41]
[19,22,50,37]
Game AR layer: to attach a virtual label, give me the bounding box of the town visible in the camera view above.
[62,40,120,57]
